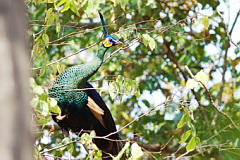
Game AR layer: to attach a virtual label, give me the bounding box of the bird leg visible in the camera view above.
[62,128,70,138]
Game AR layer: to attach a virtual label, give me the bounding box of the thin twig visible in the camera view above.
[176,149,194,160]
[212,8,240,126]
[217,10,240,49]
[31,42,98,70]
[39,140,78,154]
[184,65,240,131]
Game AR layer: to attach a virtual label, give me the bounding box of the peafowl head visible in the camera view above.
[98,11,122,48]
[102,35,122,48]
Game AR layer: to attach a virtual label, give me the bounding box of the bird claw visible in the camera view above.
[56,114,66,121]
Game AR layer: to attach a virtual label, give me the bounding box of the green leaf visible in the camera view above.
[56,21,61,33]
[142,34,151,46]
[45,8,53,22]
[84,0,100,16]
[195,137,200,145]
[119,0,129,11]
[37,117,49,127]
[186,137,197,151]
[189,123,196,137]
[56,0,68,7]
[109,81,118,99]
[31,97,39,108]
[33,86,44,95]
[137,0,142,12]
[134,90,140,97]
[202,16,209,30]
[36,100,49,116]
[49,98,61,114]
[69,1,80,16]
[180,130,192,144]
[61,1,70,13]
[177,114,189,129]
[113,142,130,160]
[116,75,123,88]
[46,14,55,26]
[38,92,48,101]
[131,142,143,159]
[42,0,55,3]
[149,38,156,50]
[89,130,96,138]
[123,79,132,95]
[94,150,102,160]
[55,14,61,33]
[80,133,92,146]
[57,137,74,153]
[40,65,47,76]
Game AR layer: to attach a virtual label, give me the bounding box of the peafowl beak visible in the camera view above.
[113,39,123,45]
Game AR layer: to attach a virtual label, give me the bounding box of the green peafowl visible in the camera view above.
[49,12,123,159]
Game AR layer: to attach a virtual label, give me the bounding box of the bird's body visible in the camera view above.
[49,12,123,159]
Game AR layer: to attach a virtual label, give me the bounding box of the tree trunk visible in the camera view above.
[0,0,33,160]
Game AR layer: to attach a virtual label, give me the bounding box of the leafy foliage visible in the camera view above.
[28,0,240,159]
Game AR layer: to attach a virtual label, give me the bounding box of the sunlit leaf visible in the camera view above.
[180,130,192,144]
[57,137,73,153]
[142,34,151,47]
[195,70,209,85]
[80,132,94,146]
[37,100,49,116]
[29,77,36,88]
[61,1,70,13]
[131,142,143,159]
[177,114,187,129]
[149,38,156,50]
[186,136,198,151]
[109,81,118,99]
[49,98,61,114]
[33,86,44,95]
[45,8,53,22]
[177,110,190,129]
[119,0,129,11]
[186,79,199,89]
[202,17,209,30]
[56,0,68,7]
[69,1,80,16]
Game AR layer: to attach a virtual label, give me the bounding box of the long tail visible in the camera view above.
[98,11,108,36]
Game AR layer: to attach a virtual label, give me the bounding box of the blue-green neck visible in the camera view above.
[50,45,109,96]
[76,45,108,87]
[96,45,109,61]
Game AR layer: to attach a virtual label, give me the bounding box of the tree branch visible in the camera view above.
[164,40,210,129]
[211,9,240,126]
[217,10,240,49]
[185,66,240,131]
